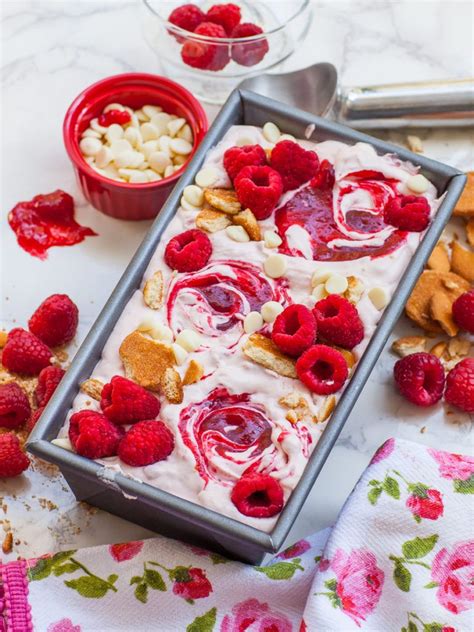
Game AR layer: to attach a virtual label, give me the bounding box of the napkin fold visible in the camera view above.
[1,438,472,632]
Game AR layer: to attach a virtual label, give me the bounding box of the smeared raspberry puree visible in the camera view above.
[8,190,96,260]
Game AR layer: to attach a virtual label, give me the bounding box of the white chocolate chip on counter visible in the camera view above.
[175,329,202,352]
[264,254,287,278]
[226,225,250,242]
[244,311,264,334]
[264,230,283,249]
[325,274,348,295]
[195,167,219,188]
[368,287,389,310]
[183,185,204,208]
[262,122,281,143]
[311,269,332,288]
[261,301,284,323]
[79,137,102,156]
[406,174,429,194]
[171,342,188,365]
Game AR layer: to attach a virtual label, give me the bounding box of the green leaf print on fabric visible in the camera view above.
[367,474,400,505]
[64,575,116,599]
[28,550,78,581]
[384,476,401,499]
[130,563,167,603]
[254,558,304,580]
[403,611,452,632]
[453,474,474,494]
[402,535,439,560]
[393,560,412,592]
[186,607,217,632]
[390,535,438,592]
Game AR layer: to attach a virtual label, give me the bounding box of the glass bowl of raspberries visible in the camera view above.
[142,1,312,104]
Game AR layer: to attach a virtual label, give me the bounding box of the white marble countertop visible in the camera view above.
[1,0,473,561]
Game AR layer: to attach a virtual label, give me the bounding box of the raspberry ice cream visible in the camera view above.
[61,125,441,531]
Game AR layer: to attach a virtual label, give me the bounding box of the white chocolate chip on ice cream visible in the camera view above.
[264,254,287,278]
[244,311,264,334]
[183,185,204,208]
[368,287,389,310]
[51,438,74,451]
[171,343,188,365]
[226,225,250,242]
[325,274,348,295]
[195,167,219,188]
[175,329,202,352]
[407,174,429,194]
[264,230,283,248]
[261,301,284,323]
[311,269,332,288]
[311,284,327,302]
[263,122,281,143]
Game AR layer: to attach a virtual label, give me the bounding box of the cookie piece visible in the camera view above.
[232,209,261,241]
[430,291,459,337]
[391,336,427,358]
[119,331,175,392]
[143,271,164,310]
[344,276,364,304]
[453,172,474,218]
[466,219,474,247]
[243,333,297,379]
[204,188,241,215]
[162,367,183,404]
[80,378,104,401]
[317,395,336,423]
[427,242,450,273]
[450,241,474,282]
[196,207,232,233]
[183,359,204,385]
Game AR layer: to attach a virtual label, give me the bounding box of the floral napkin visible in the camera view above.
[1,438,472,632]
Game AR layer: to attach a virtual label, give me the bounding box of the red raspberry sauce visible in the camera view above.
[8,190,96,260]
[275,173,407,261]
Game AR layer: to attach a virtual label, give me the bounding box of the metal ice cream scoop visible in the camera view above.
[239,63,474,129]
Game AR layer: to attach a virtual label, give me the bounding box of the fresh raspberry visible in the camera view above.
[394,353,445,407]
[100,376,160,425]
[296,344,349,395]
[310,159,335,189]
[384,194,430,232]
[234,165,283,220]
[169,3,205,34]
[230,23,269,66]
[231,473,284,517]
[26,406,44,434]
[0,433,30,478]
[35,365,65,407]
[0,383,31,429]
[31,190,74,223]
[29,294,79,347]
[206,3,241,35]
[272,304,317,357]
[223,144,267,182]
[270,140,319,192]
[312,295,364,350]
[118,420,174,467]
[69,410,125,459]
[452,290,474,334]
[2,328,52,376]
[98,109,132,127]
[165,229,212,272]
[181,22,230,71]
[444,358,474,413]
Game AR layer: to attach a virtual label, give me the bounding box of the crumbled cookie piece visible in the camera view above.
[119,331,175,392]
[406,135,424,153]
[453,172,474,218]
[0,331,8,348]
[317,395,336,423]
[334,346,357,369]
[243,334,297,379]
[430,341,448,358]
[204,188,241,215]
[430,291,459,337]
[80,378,104,401]
[450,241,474,282]
[143,270,164,310]
[196,207,232,233]
[279,392,306,409]
[466,219,474,247]
[279,391,317,424]
[406,270,470,333]
[232,209,261,241]
[183,359,204,385]
[2,531,13,554]
[392,336,427,357]
[344,276,364,304]
[447,337,471,359]
[162,367,183,404]
[427,242,450,273]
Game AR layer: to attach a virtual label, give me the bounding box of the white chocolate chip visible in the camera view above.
[79,137,102,156]
[90,117,107,134]
[279,133,296,141]
[105,124,124,143]
[235,136,255,147]
[226,225,250,242]
[151,113,173,135]
[109,139,133,157]
[244,311,264,334]
[143,104,163,118]
[170,138,193,155]
[261,301,284,323]
[172,343,188,365]
[263,122,281,143]
[140,122,160,141]
[149,151,172,174]
[264,230,282,248]
[145,169,162,182]
[129,170,149,183]
[82,128,101,139]
[368,287,389,310]
[181,196,201,213]
[158,135,173,156]
[183,185,204,207]
[167,117,187,138]
[51,437,74,451]
[146,322,174,342]
[195,167,219,188]
[95,145,113,168]
[173,154,187,166]
[177,124,193,143]
[103,102,125,113]
[142,140,159,160]
[311,283,327,302]
[164,165,175,178]
[135,108,149,122]
[406,174,430,194]
[311,269,332,288]
[175,329,202,352]
[264,254,287,279]
[325,274,348,295]
[115,150,145,169]
[124,126,142,148]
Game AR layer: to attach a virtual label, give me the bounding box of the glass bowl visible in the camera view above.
[142,0,312,105]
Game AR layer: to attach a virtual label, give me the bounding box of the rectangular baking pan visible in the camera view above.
[27,89,466,564]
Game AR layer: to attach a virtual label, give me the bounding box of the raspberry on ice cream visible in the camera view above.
[118,420,174,467]
[384,194,431,232]
[168,3,205,34]
[165,229,212,272]
[270,140,319,192]
[452,290,474,334]
[0,433,30,478]
[234,165,283,220]
[206,3,241,35]
[69,410,124,459]
[0,383,31,429]
[313,295,364,350]
[394,352,445,407]
[231,473,284,517]
[444,358,474,413]
[272,304,317,357]
[2,328,52,376]
[230,23,269,66]
[35,365,65,407]
[29,294,79,347]
[100,375,160,425]
[223,144,267,182]
[310,159,336,190]
[181,22,230,71]
[296,344,349,395]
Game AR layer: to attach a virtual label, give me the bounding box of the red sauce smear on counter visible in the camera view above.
[8,190,96,260]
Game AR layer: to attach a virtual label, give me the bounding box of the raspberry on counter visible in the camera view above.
[35,366,65,407]
[0,383,31,430]
[445,358,474,413]
[0,434,30,478]
[452,290,474,334]
[2,328,52,376]
[394,353,445,407]
[29,294,79,347]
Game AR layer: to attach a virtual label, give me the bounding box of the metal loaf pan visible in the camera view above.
[27,90,466,564]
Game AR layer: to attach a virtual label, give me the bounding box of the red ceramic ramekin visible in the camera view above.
[63,73,208,221]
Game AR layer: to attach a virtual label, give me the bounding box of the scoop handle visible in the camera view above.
[335,78,474,128]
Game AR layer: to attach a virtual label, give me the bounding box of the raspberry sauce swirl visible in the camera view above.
[166,260,281,344]
[275,170,407,261]
[179,387,311,486]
